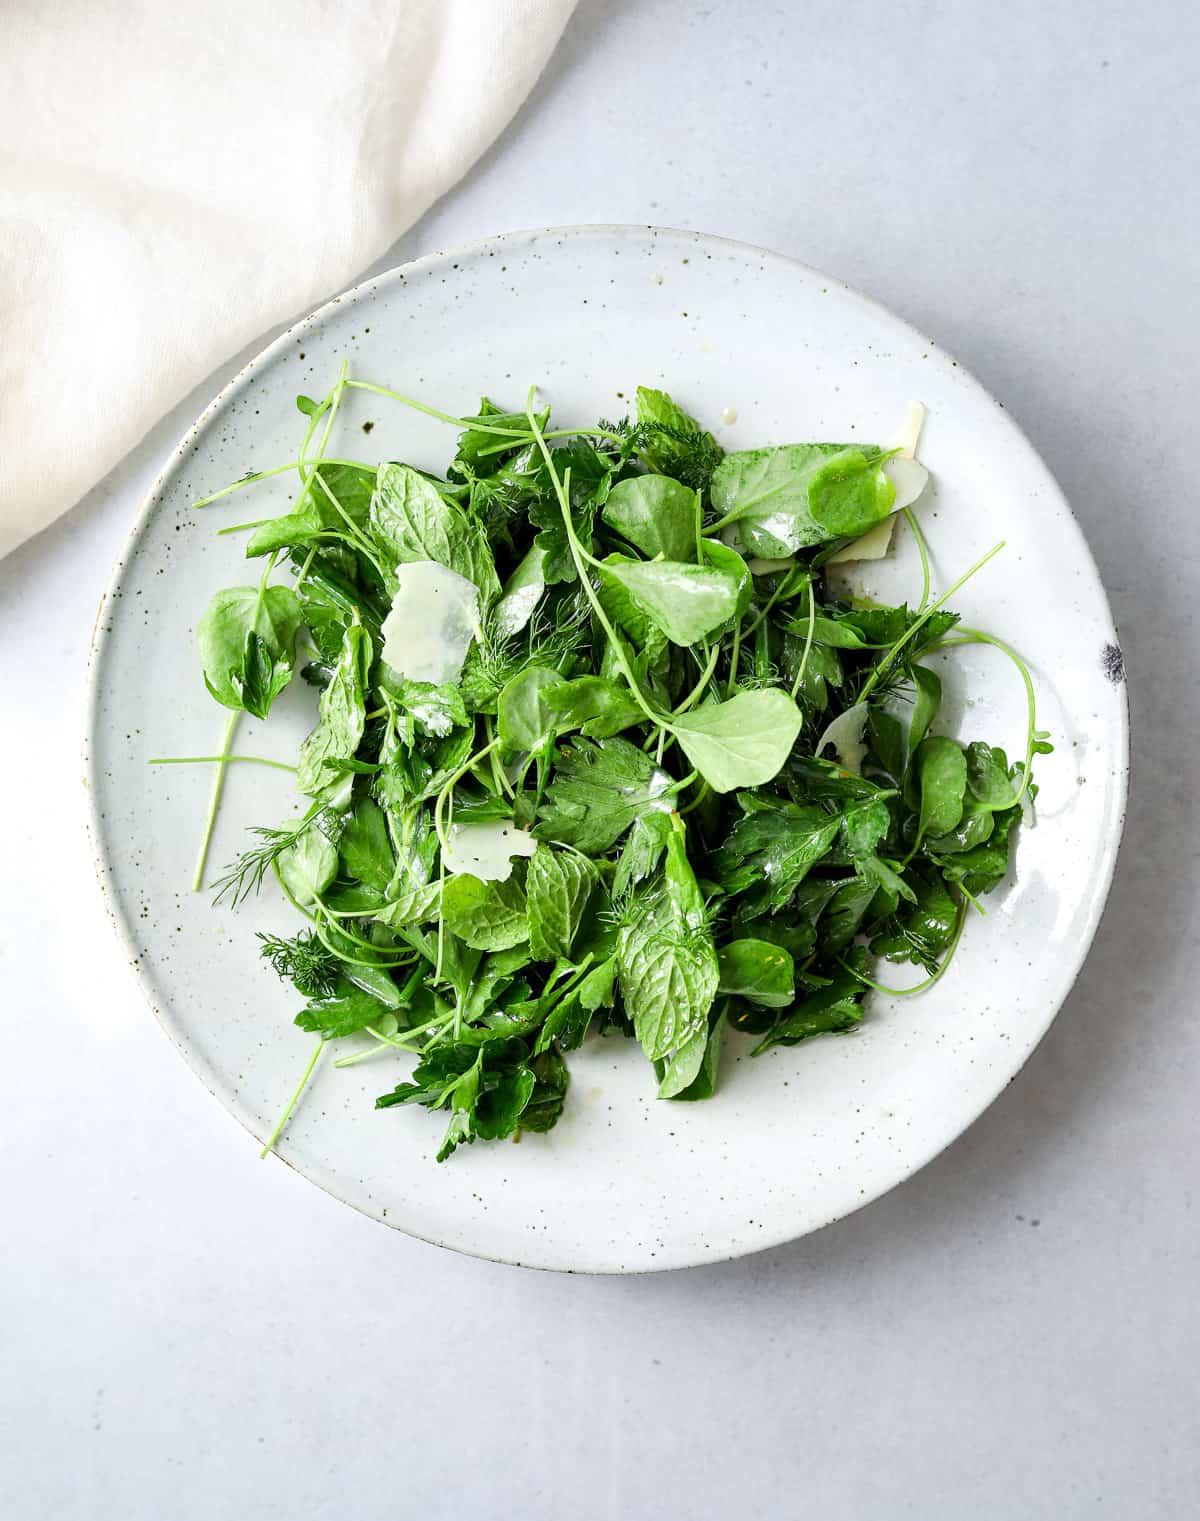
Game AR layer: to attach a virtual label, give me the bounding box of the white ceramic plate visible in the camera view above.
[86,226,1128,1272]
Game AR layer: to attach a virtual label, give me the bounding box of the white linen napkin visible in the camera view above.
[0,0,576,559]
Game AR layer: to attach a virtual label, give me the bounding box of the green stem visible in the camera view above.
[150,754,296,772]
[790,579,817,701]
[193,457,372,509]
[674,643,721,715]
[524,388,664,730]
[904,506,932,614]
[926,626,1041,807]
[739,564,804,640]
[259,1038,324,1158]
[839,899,967,997]
[190,711,239,891]
[857,540,1006,705]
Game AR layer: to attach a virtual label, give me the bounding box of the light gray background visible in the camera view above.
[2,2,1196,1516]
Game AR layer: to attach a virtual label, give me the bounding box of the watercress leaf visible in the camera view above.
[603,474,698,562]
[699,536,753,619]
[441,872,529,951]
[717,939,795,1008]
[534,737,674,853]
[526,847,599,962]
[600,557,740,646]
[296,618,372,796]
[670,689,803,792]
[714,796,842,916]
[914,736,967,845]
[927,800,995,854]
[197,585,302,712]
[246,463,377,557]
[908,665,942,760]
[867,708,905,782]
[933,803,1020,896]
[710,444,893,557]
[593,553,669,659]
[964,741,1019,811]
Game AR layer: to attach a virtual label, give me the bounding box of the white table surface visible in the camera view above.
[2,2,1197,1516]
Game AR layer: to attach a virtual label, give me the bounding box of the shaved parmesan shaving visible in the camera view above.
[442,822,537,882]
[896,399,926,459]
[883,455,928,510]
[381,561,479,686]
[815,702,870,775]
[825,516,896,564]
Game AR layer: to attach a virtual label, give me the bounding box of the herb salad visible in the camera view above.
[164,373,1049,1163]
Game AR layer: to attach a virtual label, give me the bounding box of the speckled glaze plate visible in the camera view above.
[86,226,1128,1272]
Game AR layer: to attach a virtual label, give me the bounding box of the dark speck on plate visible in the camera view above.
[1101,642,1125,684]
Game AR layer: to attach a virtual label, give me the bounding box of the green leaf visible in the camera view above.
[634,386,723,486]
[386,677,468,739]
[871,869,958,973]
[699,537,752,620]
[593,553,669,659]
[541,676,644,740]
[656,1019,710,1098]
[914,736,967,845]
[246,463,376,557]
[492,543,546,638]
[714,796,842,916]
[612,810,674,898]
[337,799,394,895]
[534,737,674,853]
[296,618,372,796]
[867,708,905,782]
[669,689,802,792]
[908,665,942,761]
[751,960,867,1054]
[369,462,500,601]
[600,557,740,646]
[602,474,698,562]
[197,585,302,714]
[526,848,599,962]
[710,444,894,557]
[717,939,795,1007]
[518,1049,570,1132]
[661,1007,725,1101]
[932,803,1020,896]
[295,980,390,1040]
[617,881,719,1062]
[497,665,568,752]
[441,873,529,951]
[964,741,1019,812]
[276,824,338,908]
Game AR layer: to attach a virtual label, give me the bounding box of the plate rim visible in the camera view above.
[83,223,1131,1272]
